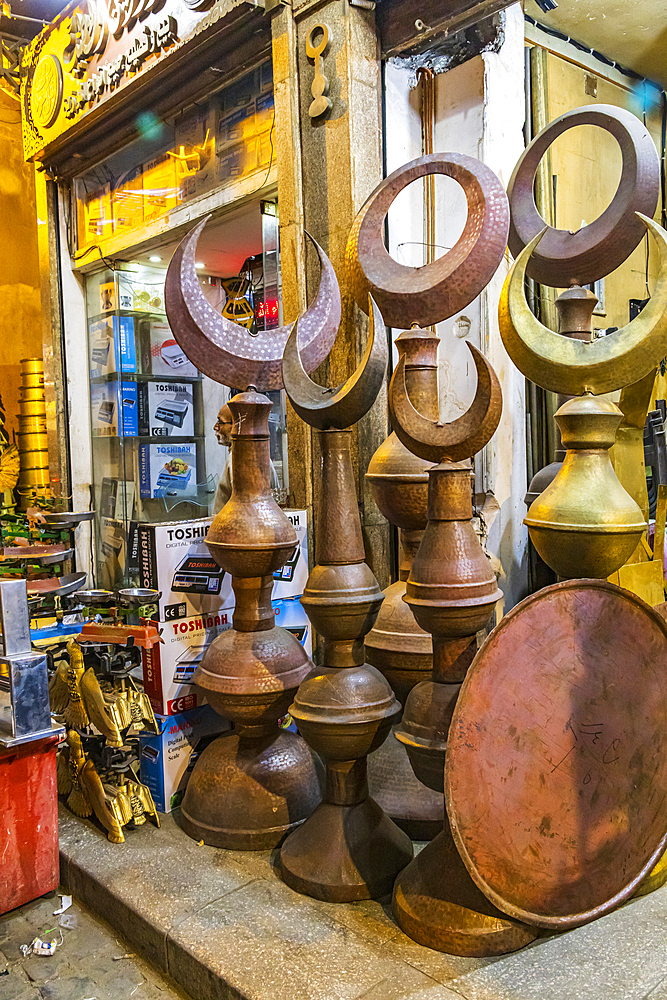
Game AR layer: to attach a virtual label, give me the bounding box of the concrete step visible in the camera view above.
[58,804,667,1000]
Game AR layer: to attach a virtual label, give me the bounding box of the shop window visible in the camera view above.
[84,200,286,589]
[73,59,274,255]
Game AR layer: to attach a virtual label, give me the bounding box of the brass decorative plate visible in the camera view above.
[446,579,667,929]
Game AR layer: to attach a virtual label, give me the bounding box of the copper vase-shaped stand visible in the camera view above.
[365,327,441,840]
[179,391,322,849]
[280,428,413,899]
[388,338,538,955]
[279,301,413,901]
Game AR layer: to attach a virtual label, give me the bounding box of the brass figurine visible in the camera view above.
[57,730,159,845]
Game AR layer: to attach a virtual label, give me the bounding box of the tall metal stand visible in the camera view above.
[279,300,414,901]
[365,327,441,839]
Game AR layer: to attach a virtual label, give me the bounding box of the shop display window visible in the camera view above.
[86,225,287,588]
[73,59,274,255]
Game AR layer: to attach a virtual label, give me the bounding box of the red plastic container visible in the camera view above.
[0,735,59,914]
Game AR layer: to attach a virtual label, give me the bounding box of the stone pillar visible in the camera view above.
[271,0,391,589]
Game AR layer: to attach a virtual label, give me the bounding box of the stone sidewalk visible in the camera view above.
[58,805,667,1000]
[0,893,191,1000]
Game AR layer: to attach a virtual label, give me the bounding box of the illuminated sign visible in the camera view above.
[21,0,221,161]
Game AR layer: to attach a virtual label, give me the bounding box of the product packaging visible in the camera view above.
[140,320,199,378]
[142,608,234,716]
[138,442,198,499]
[139,704,232,812]
[137,381,195,437]
[89,315,137,377]
[137,517,233,621]
[272,509,309,600]
[90,379,138,437]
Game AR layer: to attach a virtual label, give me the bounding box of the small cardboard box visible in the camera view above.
[137,381,195,438]
[139,704,231,812]
[141,320,199,378]
[90,380,138,437]
[272,509,309,600]
[142,608,234,716]
[89,316,136,377]
[138,442,199,499]
[142,600,312,718]
[273,596,312,657]
[137,517,233,622]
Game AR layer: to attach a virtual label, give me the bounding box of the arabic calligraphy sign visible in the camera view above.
[21,0,224,161]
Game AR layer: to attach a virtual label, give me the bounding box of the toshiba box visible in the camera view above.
[137,517,233,622]
[143,609,234,716]
[139,704,232,812]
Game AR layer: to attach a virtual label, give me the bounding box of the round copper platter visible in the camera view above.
[445,579,667,929]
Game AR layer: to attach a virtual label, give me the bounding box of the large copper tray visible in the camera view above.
[445,579,667,929]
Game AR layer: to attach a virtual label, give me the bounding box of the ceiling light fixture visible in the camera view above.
[149,255,162,263]
[195,262,205,269]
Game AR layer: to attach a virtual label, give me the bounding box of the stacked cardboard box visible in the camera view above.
[140,512,311,717]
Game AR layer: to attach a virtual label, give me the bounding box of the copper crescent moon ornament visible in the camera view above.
[345,153,510,329]
[508,104,660,287]
[164,217,341,391]
[282,296,387,430]
[388,342,502,464]
[499,214,667,396]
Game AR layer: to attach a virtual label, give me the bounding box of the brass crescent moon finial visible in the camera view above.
[499,213,667,397]
[282,296,387,430]
[388,342,502,464]
[508,104,660,287]
[345,152,509,330]
[164,217,341,391]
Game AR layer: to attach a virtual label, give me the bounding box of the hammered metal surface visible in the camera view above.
[507,104,660,287]
[282,296,387,430]
[346,152,509,329]
[389,342,502,464]
[165,218,341,391]
[446,579,667,929]
[499,216,667,396]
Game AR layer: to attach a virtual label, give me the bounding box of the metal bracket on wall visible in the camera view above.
[306,22,333,119]
[0,33,22,94]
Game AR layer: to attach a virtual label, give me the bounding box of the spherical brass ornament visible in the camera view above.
[524,395,646,579]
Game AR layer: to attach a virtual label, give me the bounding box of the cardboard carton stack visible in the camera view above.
[138,511,312,811]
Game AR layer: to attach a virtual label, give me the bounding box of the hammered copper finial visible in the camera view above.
[282,296,387,430]
[345,152,509,329]
[507,105,660,288]
[279,293,413,903]
[499,215,667,397]
[165,219,341,390]
[388,342,502,465]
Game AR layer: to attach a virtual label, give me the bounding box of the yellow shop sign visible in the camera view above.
[21,0,220,162]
